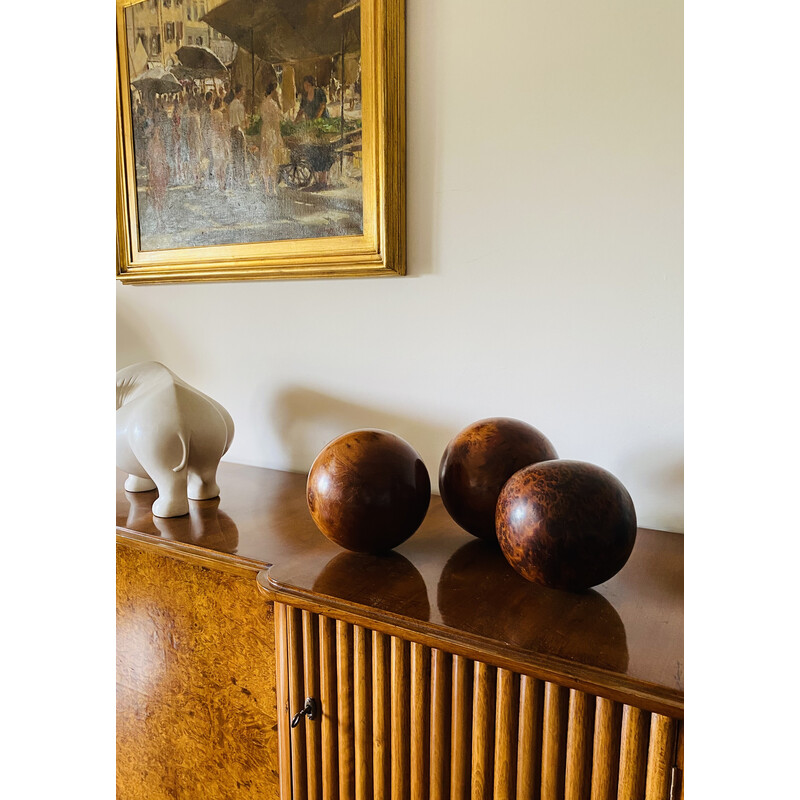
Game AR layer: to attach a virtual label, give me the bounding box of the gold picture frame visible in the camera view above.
[116,0,404,284]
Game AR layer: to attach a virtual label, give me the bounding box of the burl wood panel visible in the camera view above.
[117,544,279,800]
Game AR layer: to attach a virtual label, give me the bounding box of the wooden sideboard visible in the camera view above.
[117,462,683,800]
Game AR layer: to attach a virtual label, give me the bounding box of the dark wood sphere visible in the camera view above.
[496,460,637,591]
[438,417,558,541]
[307,429,431,553]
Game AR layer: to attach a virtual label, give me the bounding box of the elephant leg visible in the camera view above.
[188,466,221,501]
[127,431,190,518]
[125,475,157,492]
[149,467,190,518]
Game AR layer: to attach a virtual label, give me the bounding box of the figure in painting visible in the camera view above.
[200,90,215,185]
[296,74,329,122]
[170,96,183,185]
[154,98,175,185]
[296,75,331,189]
[175,94,191,185]
[186,95,205,186]
[211,97,230,191]
[145,125,169,225]
[133,98,150,168]
[228,85,247,188]
[259,81,283,196]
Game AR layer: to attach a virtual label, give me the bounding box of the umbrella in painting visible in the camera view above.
[131,65,183,94]
[201,0,360,64]
[175,44,230,76]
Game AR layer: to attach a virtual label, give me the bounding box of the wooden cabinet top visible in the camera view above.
[117,461,683,717]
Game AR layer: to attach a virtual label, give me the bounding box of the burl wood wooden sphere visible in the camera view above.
[438,417,558,541]
[307,429,431,554]
[496,460,637,591]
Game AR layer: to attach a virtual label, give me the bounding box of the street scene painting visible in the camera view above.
[124,0,363,252]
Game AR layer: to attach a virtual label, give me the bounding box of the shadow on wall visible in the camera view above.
[272,386,453,488]
[621,449,684,533]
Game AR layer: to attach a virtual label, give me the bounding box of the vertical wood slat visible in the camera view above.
[372,631,390,800]
[565,689,594,800]
[675,722,683,800]
[450,654,473,800]
[541,682,568,800]
[336,619,355,800]
[302,611,322,800]
[493,668,518,800]
[287,607,308,800]
[618,705,649,800]
[410,642,431,800]
[643,715,676,800]
[319,615,339,800]
[277,610,681,800]
[354,625,372,800]
[591,698,622,800]
[391,636,410,800]
[429,649,451,800]
[470,661,495,800]
[274,603,293,800]
[516,675,543,800]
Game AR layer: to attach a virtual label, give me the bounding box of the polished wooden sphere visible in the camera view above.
[438,417,558,541]
[496,460,637,591]
[307,429,431,553]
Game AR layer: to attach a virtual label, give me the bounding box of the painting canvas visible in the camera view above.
[116,0,404,283]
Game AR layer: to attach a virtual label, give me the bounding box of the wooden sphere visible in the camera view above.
[307,429,431,553]
[438,417,558,541]
[496,460,637,591]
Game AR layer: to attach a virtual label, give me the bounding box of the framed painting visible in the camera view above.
[116,0,404,283]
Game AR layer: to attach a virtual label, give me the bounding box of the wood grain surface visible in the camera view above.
[275,609,683,800]
[117,462,683,798]
[470,660,495,800]
[319,615,339,800]
[117,463,682,716]
[590,697,622,800]
[493,668,519,800]
[116,543,279,800]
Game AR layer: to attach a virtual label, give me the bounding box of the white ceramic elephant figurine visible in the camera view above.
[116,361,235,518]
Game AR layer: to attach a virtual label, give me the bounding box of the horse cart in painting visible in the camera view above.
[279,126,362,189]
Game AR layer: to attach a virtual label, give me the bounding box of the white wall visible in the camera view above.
[116,0,683,532]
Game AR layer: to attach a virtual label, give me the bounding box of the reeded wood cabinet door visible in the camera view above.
[274,604,682,800]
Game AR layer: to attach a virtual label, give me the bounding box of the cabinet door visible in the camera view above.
[117,544,280,800]
[274,604,682,800]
